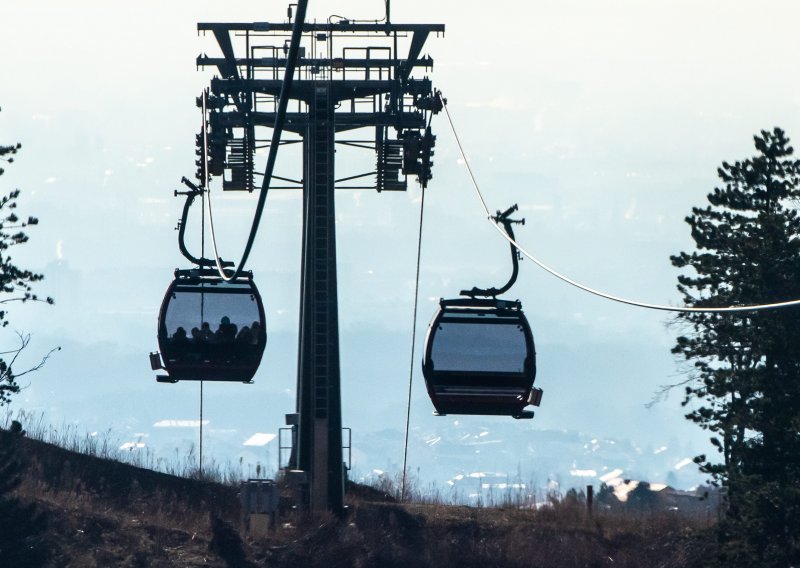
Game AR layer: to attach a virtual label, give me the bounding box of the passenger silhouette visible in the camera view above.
[236,325,253,344]
[185,326,203,361]
[250,321,263,345]
[172,326,189,347]
[200,321,215,343]
[234,325,254,362]
[216,316,238,343]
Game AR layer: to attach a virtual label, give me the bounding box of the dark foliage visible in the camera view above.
[0,108,54,406]
[0,108,55,566]
[626,482,658,513]
[209,513,251,568]
[671,127,800,566]
[0,430,48,566]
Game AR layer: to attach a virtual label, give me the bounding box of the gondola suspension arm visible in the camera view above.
[175,177,233,269]
[460,204,524,298]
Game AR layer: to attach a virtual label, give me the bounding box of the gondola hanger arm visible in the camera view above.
[460,203,524,298]
[175,176,233,269]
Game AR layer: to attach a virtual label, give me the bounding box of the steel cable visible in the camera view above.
[401,185,426,501]
[440,96,800,314]
[204,0,309,281]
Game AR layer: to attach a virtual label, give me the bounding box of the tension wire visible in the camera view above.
[203,0,309,281]
[439,93,800,314]
[401,184,426,501]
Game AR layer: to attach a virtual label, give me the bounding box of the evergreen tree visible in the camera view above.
[626,481,658,513]
[671,127,800,566]
[0,108,51,566]
[0,108,53,405]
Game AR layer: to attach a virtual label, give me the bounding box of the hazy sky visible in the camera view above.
[2,1,800,485]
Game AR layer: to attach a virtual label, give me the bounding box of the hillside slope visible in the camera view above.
[1,429,717,567]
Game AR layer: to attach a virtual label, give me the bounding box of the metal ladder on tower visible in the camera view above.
[312,84,332,421]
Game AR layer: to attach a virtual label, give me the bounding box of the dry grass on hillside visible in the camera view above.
[2,429,718,567]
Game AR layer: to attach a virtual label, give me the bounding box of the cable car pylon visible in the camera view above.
[151,2,445,515]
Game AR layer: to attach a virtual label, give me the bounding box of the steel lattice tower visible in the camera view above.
[197,12,443,513]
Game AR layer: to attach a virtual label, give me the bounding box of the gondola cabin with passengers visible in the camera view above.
[149,178,267,384]
[422,205,543,419]
[155,270,266,383]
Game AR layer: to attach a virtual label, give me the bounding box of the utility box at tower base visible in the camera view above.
[240,479,280,536]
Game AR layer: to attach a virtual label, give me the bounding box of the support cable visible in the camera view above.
[439,94,800,314]
[199,381,204,476]
[204,0,309,281]
[199,95,209,477]
[401,184,426,501]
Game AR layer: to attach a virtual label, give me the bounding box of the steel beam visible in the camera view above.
[199,22,445,33]
[297,84,344,513]
[214,111,426,133]
[198,55,433,70]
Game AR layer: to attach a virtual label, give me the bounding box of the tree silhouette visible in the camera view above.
[626,481,657,513]
[0,107,53,566]
[671,127,800,566]
[0,108,55,406]
[0,429,47,565]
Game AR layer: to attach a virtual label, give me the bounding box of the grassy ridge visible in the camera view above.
[2,427,718,567]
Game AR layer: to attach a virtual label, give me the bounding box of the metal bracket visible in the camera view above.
[460,203,525,298]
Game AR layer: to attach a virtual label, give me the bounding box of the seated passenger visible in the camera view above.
[200,322,215,343]
[236,325,253,344]
[216,316,238,343]
[172,326,189,342]
[170,327,190,357]
[250,321,263,345]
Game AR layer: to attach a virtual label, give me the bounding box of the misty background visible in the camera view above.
[2,0,799,495]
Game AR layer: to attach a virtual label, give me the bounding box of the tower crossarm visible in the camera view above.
[211,78,427,104]
[198,56,433,73]
[198,22,445,33]
[196,16,443,192]
[214,111,426,134]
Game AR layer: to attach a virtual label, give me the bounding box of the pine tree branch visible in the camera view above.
[11,345,61,380]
